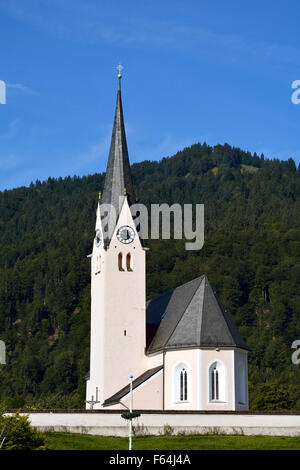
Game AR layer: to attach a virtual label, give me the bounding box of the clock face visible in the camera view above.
[95,229,102,247]
[117,225,135,244]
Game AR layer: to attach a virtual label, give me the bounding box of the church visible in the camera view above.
[85,72,249,411]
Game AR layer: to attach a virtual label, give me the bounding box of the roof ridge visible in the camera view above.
[199,275,208,345]
[161,276,204,348]
[197,276,206,344]
[213,289,236,345]
[201,277,249,350]
[201,276,230,344]
[149,274,205,303]
[213,290,249,349]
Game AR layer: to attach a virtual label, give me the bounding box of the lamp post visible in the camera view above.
[121,376,140,450]
[0,426,6,449]
[129,375,133,451]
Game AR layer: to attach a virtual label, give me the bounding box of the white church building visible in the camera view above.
[85,73,249,411]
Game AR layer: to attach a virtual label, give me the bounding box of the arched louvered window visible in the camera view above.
[118,253,124,271]
[126,253,132,271]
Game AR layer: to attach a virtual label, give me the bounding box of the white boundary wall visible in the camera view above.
[6,411,300,437]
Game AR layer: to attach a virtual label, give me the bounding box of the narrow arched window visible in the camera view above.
[173,361,191,403]
[211,367,219,401]
[209,361,227,403]
[180,368,187,401]
[126,253,132,271]
[118,253,124,271]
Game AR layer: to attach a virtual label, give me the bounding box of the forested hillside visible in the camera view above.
[0,142,299,410]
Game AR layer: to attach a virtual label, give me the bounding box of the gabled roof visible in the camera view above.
[146,275,249,353]
[103,365,163,407]
[101,78,136,246]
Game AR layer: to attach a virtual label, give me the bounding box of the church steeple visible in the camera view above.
[101,69,135,242]
[86,69,146,409]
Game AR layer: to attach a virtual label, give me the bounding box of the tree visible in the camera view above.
[0,142,299,408]
[251,383,294,411]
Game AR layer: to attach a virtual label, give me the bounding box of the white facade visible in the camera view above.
[163,347,248,411]
[86,198,147,408]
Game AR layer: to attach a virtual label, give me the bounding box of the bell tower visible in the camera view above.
[86,70,147,409]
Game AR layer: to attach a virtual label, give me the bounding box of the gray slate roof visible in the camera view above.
[146,274,249,353]
[103,365,163,406]
[101,82,136,246]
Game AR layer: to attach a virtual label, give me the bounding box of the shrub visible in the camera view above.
[0,405,46,450]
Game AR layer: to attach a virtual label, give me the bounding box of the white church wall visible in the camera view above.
[234,349,249,411]
[101,370,163,410]
[121,369,163,410]
[87,244,105,407]
[164,349,198,410]
[147,352,163,369]
[163,348,240,411]
[12,411,300,437]
[201,349,234,411]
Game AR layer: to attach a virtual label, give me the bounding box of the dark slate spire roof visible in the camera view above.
[146,275,249,353]
[101,78,135,243]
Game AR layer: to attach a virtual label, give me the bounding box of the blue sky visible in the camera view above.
[1,0,300,191]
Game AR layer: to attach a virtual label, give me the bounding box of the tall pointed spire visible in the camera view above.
[101,69,135,218]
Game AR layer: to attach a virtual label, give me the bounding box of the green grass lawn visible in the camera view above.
[44,432,300,450]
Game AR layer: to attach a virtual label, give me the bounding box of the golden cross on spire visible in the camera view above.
[117,64,123,79]
[117,64,123,90]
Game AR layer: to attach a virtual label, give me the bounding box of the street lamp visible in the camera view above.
[121,375,141,451]
[129,375,133,451]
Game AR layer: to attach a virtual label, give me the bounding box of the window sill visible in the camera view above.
[173,401,191,404]
[208,400,227,404]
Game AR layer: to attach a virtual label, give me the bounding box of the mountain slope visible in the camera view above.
[0,142,299,409]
